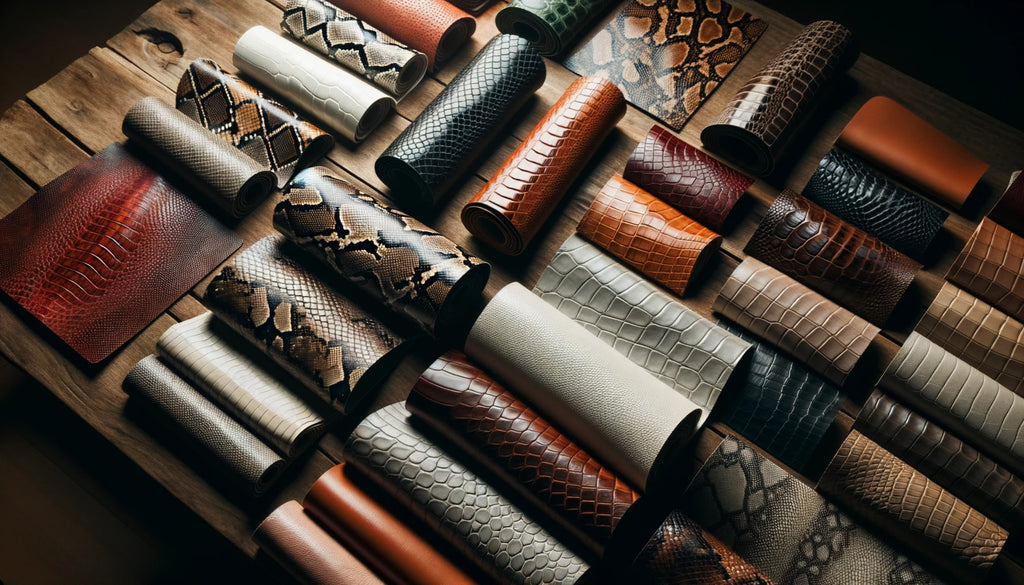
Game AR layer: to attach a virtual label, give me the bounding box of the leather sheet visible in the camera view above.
[990,171,1024,236]
[947,217,1024,322]
[495,0,617,57]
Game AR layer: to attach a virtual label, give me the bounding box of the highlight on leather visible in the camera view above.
[495,0,617,57]
[462,76,626,256]
[947,217,1024,322]
[700,20,857,176]
[376,34,546,206]
[990,171,1024,236]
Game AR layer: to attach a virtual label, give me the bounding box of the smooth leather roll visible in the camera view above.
[376,34,546,206]
[534,233,751,417]
[233,26,396,143]
[462,76,626,256]
[837,96,989,210]
[343,402,589,585]
[745,188,921,326]
[947,217,1024,322]
[465,282,703,492]
[990,171,1024,236]
[495,0,617,57]
[700,21,856,176]
[712,258,879,387]
[274,167,489,337]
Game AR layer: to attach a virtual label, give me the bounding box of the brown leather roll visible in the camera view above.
[576,174,721,297]
[990,171,1024,236]
[948,217,1024,322]
[462,76,627,255]
[745,188,921,326]
[837,96,989,210]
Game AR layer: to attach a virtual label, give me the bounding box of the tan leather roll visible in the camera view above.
[948,217,1024,322]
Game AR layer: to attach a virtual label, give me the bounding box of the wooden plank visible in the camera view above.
[0,100,89,188]
[0,161,36,217]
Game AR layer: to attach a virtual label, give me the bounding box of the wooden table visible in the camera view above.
[1,0,1022,581]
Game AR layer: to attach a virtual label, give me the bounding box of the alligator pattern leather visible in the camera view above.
[681,436,945,585]
[462,76,627,256]
[803,147,948,259]
[343,403,589,585]
[745,188,921,326]
[700,21,856,176]
[376,34,546,206]
[947,218,1024,322]
[534,233,751,416]
[203,236,405,414]
[176,58,331,188]
[124,356,284,496]
[495,0,618,57]
[0,143,240,363]
[623,125,754,230]
[564,0,766,131]
[712,258,879,387]
[274,167,489,337]
[990,171,1024,236]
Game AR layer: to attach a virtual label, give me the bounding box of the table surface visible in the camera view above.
[2,0,1023,581]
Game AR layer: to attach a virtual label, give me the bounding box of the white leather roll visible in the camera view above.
[465,282,703,492]
[233,26,395,143]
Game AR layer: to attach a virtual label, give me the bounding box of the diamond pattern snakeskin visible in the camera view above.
[343,403,589,585]
[990,171,1024,236]
[948,217,1024,322]
[496,0,618,56]
[745,188,921,326]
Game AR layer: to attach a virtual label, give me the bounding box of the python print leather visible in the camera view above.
[496,0,618,56]
[948,218,1024,322]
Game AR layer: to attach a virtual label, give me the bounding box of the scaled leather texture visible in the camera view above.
[495,0,618,57]
[947,217,1024,322]
[990,171,1024,236]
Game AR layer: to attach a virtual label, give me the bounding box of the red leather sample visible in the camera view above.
[948,217,1024,322]
[990,171,1024,237]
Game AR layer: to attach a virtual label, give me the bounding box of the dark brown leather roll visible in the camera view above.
[948,217,1024,322]
[990,171,1024,236]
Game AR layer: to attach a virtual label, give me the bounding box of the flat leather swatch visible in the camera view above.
[254,500,385,585]
[712,258,879,387]
[837,96,989,210]
[681,436,944,585]
[376,34,546,206]
[745,188,921,326]
[124,356,285,496]
[0,143,241,363]
[990,171,1024,236]
[564,0,766,131]
[343,402,589,585]
[803,147,949,259]
[624,125,754,231]
[465,282,702,491]
[495,0,617,57]
[462,76,626,255]
[534,233,751,417]
[176,58,332,188]
[282,0,429,98]
[274,167,489,337]
[947,217,1024,322]
[700,21,856,176]
[577,174,722,297]
[203,236,405,414]
[233,27,395,144]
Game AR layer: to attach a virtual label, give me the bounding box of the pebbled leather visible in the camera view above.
[948,217,1024,322]
[495,0,618,57]
[990,171,1024,236]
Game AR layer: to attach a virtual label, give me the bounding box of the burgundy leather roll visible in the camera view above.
[948,217,1024,322]
[990,171,1024,236]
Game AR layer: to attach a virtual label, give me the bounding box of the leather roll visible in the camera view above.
[495,0,617,57]
[445,0,494,15]
[700,21,856,176]
[837,96,989,210]
[534,233,752,417]
[712,258,879,387]
[577,174,722,297]
[623,125,754,231]
[124,356,285,496]
[273,167,489,337]
[156,312,326,458]
[462,76,627,256]
[947,217,1024,322]
[253,500,385,585]
[343,402,590,585]
[376,34,546,206]
[990,171,1024,236]
[203,236,406,414]
[745,188,921,326]
[233,26,396,144]
[803,147,949,259]
[465,282,703,492]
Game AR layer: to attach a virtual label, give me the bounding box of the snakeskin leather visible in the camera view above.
[990,171,1024,236]
[948,217,1024,322]
[495,0,618,56]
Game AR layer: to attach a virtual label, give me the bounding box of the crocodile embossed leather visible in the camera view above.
[274,167,489,337]
[803,147,948,259]
[564,0,766,131]
[376,34,546,206]
[343,403,590,585]
[0,143,241,363]
[623,126,754,230]
[462,76,626,256]
[948,217,1024,322]
[465,282,702,491]
[712,258,879,387]
[837,97,989,210]
[203,236,405,414]
[534,234,751,418]
[496,0,616,56]
[577,174,722,296]
[990,171,1024,236]
[701,21,856,176]
[745,189,921,326]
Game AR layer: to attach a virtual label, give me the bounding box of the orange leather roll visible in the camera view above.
[948,217,1024,321]
[462,76,626,255]
[577,174,721,296]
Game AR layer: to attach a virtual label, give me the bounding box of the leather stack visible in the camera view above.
[495,0,617,57]
[947,217,1024,322]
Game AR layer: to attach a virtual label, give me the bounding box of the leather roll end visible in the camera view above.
[461,201,525,256]
[647,407,703,493]
[395,52,430,96]
[353,96,396,144]
[495,6,561,56]
[434,262,490,340]
[375,154,437,205]
[700,122,774,177]
[434,16,477,67]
